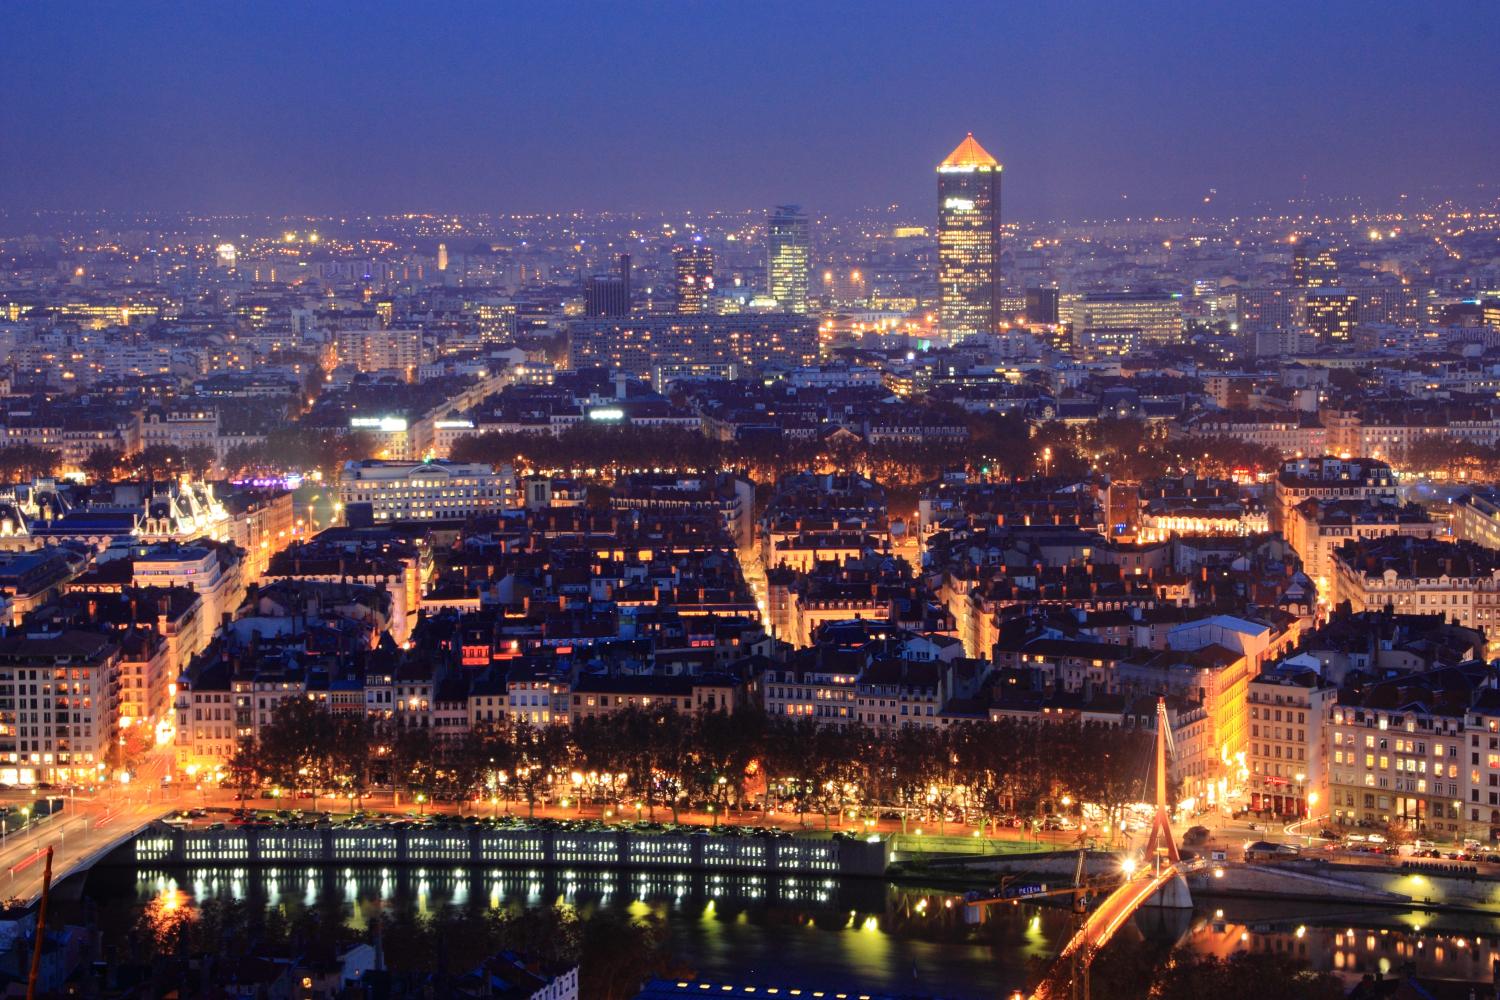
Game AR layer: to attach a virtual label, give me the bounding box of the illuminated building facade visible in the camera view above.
[133,544,245,655]
[338,459,518,522]
[766,205,810,314]
[1235,286,1300,353]
[674,245,715,314]
[1074,291,1183,348]
[936,133,1001,340]
[1453,490,1500,552]
[1356,285,1426,328]
[1073,326,1141,360]
[1292,239,1339,288]
[567,314,818,376]
[140,407,220,460]
[1303,289,1360,345]
[1270,456,1397,534]
[1331,537,1500,654]
[1327,693,1468,836]
[118,629,171,737]
[0,631,118,786]
[1248,667,1335,818]
[335,326,428,375]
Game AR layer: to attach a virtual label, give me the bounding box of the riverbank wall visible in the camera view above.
[1190,860,1500,912]
[898,849,1500,913]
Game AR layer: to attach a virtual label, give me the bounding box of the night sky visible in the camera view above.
[4,2,1497,221]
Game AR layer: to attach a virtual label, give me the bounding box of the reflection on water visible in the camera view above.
[1182,899,1500,987]
[78,866,1500,996]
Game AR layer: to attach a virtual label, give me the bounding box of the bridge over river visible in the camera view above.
[0,798,171,908]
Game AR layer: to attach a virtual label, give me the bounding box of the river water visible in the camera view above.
[70,865,1500,997]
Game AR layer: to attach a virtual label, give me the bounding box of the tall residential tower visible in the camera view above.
[766,205,811,314]
[937,132,1002,341]
[674,245,715,314]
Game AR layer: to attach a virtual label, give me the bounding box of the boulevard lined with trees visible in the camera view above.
[228,699,1160,840]
[445,414,1289,490]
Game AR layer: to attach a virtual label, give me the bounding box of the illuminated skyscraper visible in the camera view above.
[937,132,1002,340]
[674,245,715,314]
[766,205,810,314]
[437,242,449,272]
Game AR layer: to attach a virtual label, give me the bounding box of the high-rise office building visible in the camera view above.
[767,205,811,314]
[1024,287,1060,325]
[937,132,1002,340]
[1236,287,1300,334]
[436,243,449,272]
[1291,240,1338,288]
[585,254,633,317]
[585,275,629,317]
[1354,284,1424,328]
[675,245,715,314]
[616,253,632,301]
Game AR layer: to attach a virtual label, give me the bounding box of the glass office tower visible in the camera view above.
[937,132,1002,341]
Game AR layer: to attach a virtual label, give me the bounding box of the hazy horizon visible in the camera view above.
[4,2,1498,222]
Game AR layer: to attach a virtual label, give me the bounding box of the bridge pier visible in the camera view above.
[1139,872,1192,908]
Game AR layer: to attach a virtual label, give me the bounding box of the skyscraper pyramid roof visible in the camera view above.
[939,132,1000,170]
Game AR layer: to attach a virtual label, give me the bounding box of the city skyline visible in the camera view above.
[4,5,1500,998]
[3,3,1498,221]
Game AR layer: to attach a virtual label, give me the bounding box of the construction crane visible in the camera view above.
[26,845,53,1000]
